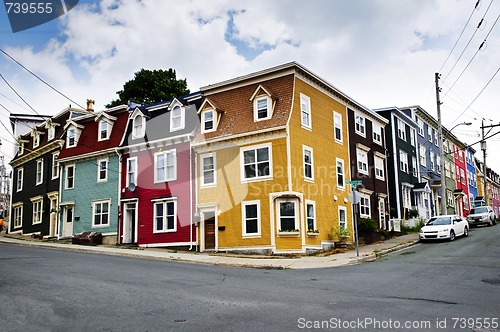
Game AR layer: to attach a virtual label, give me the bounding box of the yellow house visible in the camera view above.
[193,62,369,253]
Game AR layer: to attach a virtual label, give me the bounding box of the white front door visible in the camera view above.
[378,198,386,229]
[123,202,137,244]
[62,206,74,238]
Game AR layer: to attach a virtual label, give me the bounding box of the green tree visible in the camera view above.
[106,68,190,108]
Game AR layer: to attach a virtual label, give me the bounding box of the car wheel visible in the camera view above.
[463,227,468,237]
[488,219,494,226]
[449,230,455,241]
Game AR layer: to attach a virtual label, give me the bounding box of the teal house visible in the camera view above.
[57,103,129,243]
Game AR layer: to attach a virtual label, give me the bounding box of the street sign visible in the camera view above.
[348,191,361,204]
[346,180,362,185]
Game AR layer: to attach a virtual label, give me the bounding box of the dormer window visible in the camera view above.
[202,109,215,133]
[48,126,55,141]
[33,132,40,148]
[18,142,24,156]
[99,120,110,141]
[67,128,76,147]
[132,114,145,139]
[250,85,275,122]
[170,105,184,131]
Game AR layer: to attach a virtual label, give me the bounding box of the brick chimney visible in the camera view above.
[86,99,95,112]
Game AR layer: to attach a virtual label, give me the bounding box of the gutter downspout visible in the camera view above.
[114,148,122,245]
[57,164,63,240]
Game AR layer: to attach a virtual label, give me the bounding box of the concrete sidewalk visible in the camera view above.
[0,232,419,269]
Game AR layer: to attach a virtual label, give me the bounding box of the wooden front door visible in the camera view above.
[204,212,216,250]
[123,202,137,244]
[62,206,73,238]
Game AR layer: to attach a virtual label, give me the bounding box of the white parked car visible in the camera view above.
[467,206,496,227]
[419,215,469,241]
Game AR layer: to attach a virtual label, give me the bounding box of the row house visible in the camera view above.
[376,108,421,221]
[193,62,370,253]
[403,106,441,219]
[447,134,469,216]
[347,107,389,229]
[466,147,478,212]
[57,102,129,242]
[486,168,500,217]
[9,106,91,237]
[119,94,201,247]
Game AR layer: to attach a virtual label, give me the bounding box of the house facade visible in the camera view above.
[450,137,469,217]
[347,108,389,229]
[466,147,478,211]
[57,104,129,242]
[376,108,421,222]
[193,62,355,254]
[9,107,90,237]
[119,95,200,247]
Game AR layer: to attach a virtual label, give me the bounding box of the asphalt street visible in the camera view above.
[0,225,499,332]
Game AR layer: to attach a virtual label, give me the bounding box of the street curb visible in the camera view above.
[375,240,420,258]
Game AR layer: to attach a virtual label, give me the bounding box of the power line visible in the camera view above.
[0,73,39,116]
[0,48,85,109]
[438,0,481,73]
[442,0,494,82]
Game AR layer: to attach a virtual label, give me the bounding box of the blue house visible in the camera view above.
[466,147,478,210]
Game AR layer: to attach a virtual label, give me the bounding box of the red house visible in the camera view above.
[453,143,470,217]
[119,94,200,247]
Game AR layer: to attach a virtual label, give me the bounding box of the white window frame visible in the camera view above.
[98,119,110,141]
[436,155,441,173]
[254,96,272,122]
[305,200,316,232]
[31,197,43,225]
[48,126,55,141]
[409,129,416,147]
[200,153,216,187]
[92,200,111,228]
[33,132,40,148]
[434,130,438,146]
[240,143,273,182]
[36,159,44,186]
[132,114,145,139]
[336,158,345,189]
[397,119,406,141]
[355,113,366,136]
[428,127,433,143]
[357,148,368,175]
[97,158,108,182]
[241,200,261,237]
[52,153,59,180]
[201,109,216,133]
[154,149,177,183]
[460,168,466,184]
[372,122,382,145]
[333,111,342,142]
[399,150,408,173]
[153,198,177,233]
[417,117,424,136]
[374,156,385,180]
[338,206,347,230]
[126,157,138,187]
[18,143,24,156]
[12,203,23,228]
[419,145,426,166]
[412,156,418,177]
[430,151,435,171]
[65,164,75,189]
[16,168,23,192]
[170,105,185,131]
[300,93,311,130]
[277,199,298,232]
[303,145,314,182]
[67,127,76,148]
[359,194,371,218]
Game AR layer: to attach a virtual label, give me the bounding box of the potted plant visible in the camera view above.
[333,226,351,248]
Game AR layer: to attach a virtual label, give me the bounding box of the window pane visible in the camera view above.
[246,219,258,234]
[245,165,256,178]
[167,216,175,230]
[257,148,269,162]
[245,204,257,219]
[244,150,255,164]
[257,162,269,176]
[280,218,295,231]
[280,202,295,217]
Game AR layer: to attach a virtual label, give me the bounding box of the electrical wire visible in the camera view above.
[0,73,39,116]
[438,0,481,73]
[0,48,85,109]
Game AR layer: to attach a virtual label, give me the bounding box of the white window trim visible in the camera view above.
[241,200,261,238]
[18,143,24,156]
[67,127,76,148]
[374,156,385,180]
[338,206,347,230]
[372,122,382,145]
[303,145,314,182]
[200,153,217,188]
[201,109,216,134]
[12,203,23,228]
[51,153,59,180]
[336,157,345,189]
[240,143,273,183]
[132,114,146,139]
[30,196,43,225]
[357,148,369,175]
[154,149,177,183]
[152,198,178,233]
[305,200,317,232]
[92,199,111,228]
[359,194,371,218]
[170,105,185,132]
[300,93,312,130]
[277,199,298,232]
[398,119,406,141]
[254,96,272,122]
[16,168,23,192]
[98,119,111,141]
[48,126,55,141]
[36,159,44,186]
[333,111,343,143]
[97,158,108,183]
[33,132,40,148]
[126,157,138,187]
[65,164,75,190]
[355,113,366,137]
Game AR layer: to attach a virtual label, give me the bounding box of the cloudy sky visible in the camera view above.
[0,0,499,170]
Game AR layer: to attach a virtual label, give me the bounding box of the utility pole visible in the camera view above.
[481,120,488,205]
[436,73,446,215]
